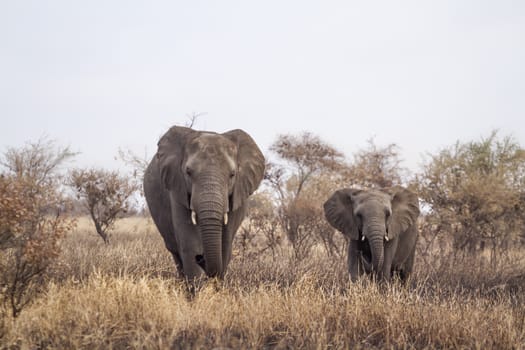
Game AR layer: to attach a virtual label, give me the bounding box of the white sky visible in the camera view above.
[1,1,524,173]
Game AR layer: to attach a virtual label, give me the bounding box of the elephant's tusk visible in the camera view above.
[224,213,228,225]
[385,235,389,242]
[191,211,197,226]
[361,235,366,241]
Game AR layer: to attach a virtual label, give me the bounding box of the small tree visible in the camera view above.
[0,137,76,187]
[266,132,347,260]
[70,168,138,244]
[347,138,406,188]
[117,148,150,182]
[0,138,75,319]
[414,131,525,265]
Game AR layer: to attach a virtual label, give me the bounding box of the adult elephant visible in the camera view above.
[144,126,265,280]
[324,186,420,282]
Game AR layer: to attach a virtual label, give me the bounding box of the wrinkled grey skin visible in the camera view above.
[324,186,420,282]
[144,126,265,281]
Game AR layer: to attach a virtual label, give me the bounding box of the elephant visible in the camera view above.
[143,126,265,281]
[324,186,420,282]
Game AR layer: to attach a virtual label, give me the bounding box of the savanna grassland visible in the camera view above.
[2,217,524,349]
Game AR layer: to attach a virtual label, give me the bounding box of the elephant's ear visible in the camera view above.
[386,186,420,240]
[222,129,265,212]
[157,126,195,208]
[323,189,359,240]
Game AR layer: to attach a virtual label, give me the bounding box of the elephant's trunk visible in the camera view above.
[193,176,227,278]
[199,215,223,278]
[364,221,385,275]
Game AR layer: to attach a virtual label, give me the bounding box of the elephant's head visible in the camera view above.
[324,186,419,275]
[156,126,265,277]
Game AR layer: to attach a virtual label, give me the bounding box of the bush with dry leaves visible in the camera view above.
[0,138,75,322]
[69,168,139,244]
[414,131,525,266]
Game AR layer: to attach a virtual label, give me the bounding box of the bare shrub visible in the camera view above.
[266,132,347,260]
[69,168,139,244]
[0,137,76,187]
[117,147,150,198]
[0,138,75,319]
[414,131,525,266]
[347,137,406,188]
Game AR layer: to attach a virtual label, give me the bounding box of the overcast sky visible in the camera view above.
[1,1,524,173]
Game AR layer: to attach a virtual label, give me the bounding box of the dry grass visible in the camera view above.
[52,217,174,281]
[2,217,525,349]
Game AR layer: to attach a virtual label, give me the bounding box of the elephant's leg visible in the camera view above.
[396,226,418,283]
[172,218,206,281]
[221,228,234,274]
[221,206,246,272]
[348,240,361,282]
[382,237,399,282]
[148,191,185,275]
[399,247,416,282]
[169,249,184,276]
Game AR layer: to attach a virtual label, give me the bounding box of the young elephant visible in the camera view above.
[324,186,420,282]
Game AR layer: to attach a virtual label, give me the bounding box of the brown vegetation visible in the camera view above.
[265,132,347,260]
[415,131,525,267]
[1,131,525,348]
[0,138,75,321]
[1,218,524,349]
[69,168,139,244]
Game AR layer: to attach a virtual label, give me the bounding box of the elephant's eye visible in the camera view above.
[229,170,236,178]
[186,167,193,176]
